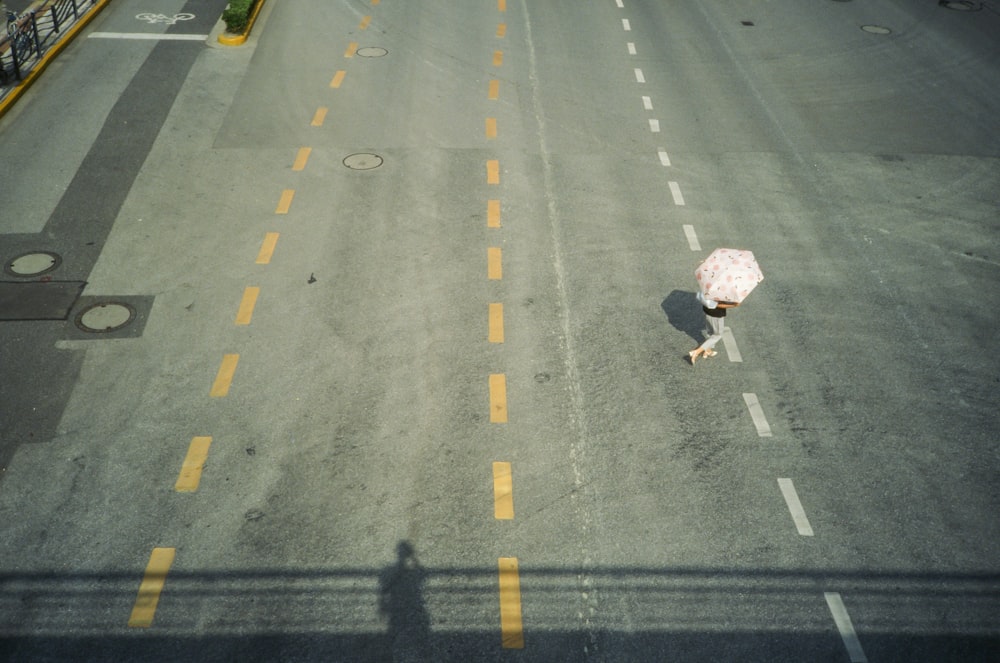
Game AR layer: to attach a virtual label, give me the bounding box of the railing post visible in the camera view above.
[30,12,41,54]
[50,4,61,33]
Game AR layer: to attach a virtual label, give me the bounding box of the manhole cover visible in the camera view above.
[5,251,61,277]
[939,0,980,10]
[861,24,892,34]
[343,153,384,170]
[357,47,388,57]
[75,302,136,333]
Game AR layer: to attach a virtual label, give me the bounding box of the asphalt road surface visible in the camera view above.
[1,1,998,661]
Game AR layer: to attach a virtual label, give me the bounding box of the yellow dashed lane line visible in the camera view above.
[489,302,504,343]
[311,107,328,126]
[128,547,176,628]
[256,232,279,264]
[209,354,240,397]
[275,189,295,214]
[493,462,514,518]
[488,247,502,280]
[175,436,212,493]
[293,147,312,171]
[487,159,500,184]
[330,70,346,88]
[489,79,500,100]
[489,373,508,423]
[488,199,501,227]
[235,286,260,325]
[498,557,524,648]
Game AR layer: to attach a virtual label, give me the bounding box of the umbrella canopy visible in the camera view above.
[695,248,763,304]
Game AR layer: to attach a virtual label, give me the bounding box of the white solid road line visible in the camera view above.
[721,327,742,362]
[682,225,700,251]
[742,393,773,437]
[88,32,208,40]
[777,478,814,536]
[668,181,685,205]
[824,593,869,662]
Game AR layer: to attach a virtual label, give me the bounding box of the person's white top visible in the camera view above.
[696,291,717,309]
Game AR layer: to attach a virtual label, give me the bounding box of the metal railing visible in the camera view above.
[1,0,98,86]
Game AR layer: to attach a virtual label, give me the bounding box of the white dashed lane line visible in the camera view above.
[777,478,814,536]
[668,181,685,206]
[742,393,772,437]
[649,119,660,133]
[825,593,869,662]
[622,18,631,31]
[627,42,636,55]
[721,327,742,362]
[682,225,700,251]
[634,68,645,83]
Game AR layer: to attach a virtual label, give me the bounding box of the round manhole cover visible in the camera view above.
[75,302,136,333]
[861,24,892,34]
[939,0,980,9]
[5,251,61,277]
[343,153,384,170]
[357,47,388,57]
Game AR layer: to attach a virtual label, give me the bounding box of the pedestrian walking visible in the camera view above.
[689,248,764,365]
[689,292,737,364]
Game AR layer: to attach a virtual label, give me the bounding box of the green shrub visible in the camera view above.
[222,0,255,33]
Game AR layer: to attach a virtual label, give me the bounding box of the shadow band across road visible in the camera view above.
[1,547,997,662]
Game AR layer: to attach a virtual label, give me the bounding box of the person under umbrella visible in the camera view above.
[689,248,763,365]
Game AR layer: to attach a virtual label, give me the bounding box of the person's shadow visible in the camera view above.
[378,541,431,661]
[661,290,706,344]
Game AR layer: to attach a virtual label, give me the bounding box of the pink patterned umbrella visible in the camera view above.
[695,248,763,304]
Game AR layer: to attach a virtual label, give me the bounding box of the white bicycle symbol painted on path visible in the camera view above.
[135,13,195,25]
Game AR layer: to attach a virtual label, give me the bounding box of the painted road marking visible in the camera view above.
[649,119,661,133]
[293,147,312,171]
[256,232,279,264]
[487,159,500,184]
[683,225,701,251]
[128,547,176,628]
[89,32,208,40]
[497,23,507,38]
[311,107,328,126]
[487,246,503,281]
[743,393,773,437]
[668,181,686,206]
[493,461,514,519]
[498,0,506,11]
[345,42,358,57]
[778,478,814,536]
[330,70,346,88]
[235,286,260,325]
[275,189,295,214]
[486,117,497,139]
[642,96,653,110]
[489,303,505,343]
[627,42,636,55]
[634,68,645,83]
[488,199,501,228]
[493,50,504,67]
[658,148,671,166]
[489,79,500,100]
[498,557,524,648]
[489,374,508,423]
[622,18,631,31]
[210,354,240,398]
[722,327,743,362]
[175,436,212,492]
[616,0,625,7]
[372,0,380,4]
[825,593,869,662]
[488,247,502,280]
[359,15,371,30]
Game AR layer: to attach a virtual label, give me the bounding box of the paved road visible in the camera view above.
[1,0,998,661]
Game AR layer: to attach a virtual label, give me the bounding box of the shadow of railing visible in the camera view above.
[1,548,998,661]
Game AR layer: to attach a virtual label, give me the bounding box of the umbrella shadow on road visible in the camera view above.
[661,290,706,344]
